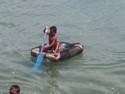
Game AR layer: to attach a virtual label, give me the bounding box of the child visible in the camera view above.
[9,85,20,94]
[43,26,60,56]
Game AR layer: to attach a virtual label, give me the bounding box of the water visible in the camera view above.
[0,0,125,94]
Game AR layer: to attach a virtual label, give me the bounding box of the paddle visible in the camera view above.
[33,26,48,70]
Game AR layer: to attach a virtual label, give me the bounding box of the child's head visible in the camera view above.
[9,85,20,94]
[50,26,57,35]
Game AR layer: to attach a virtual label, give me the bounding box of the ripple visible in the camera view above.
[0,22,16,27]
[0,0,125,94]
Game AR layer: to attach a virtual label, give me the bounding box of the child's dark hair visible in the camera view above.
[10,85,20,93]
[50,26,57,33]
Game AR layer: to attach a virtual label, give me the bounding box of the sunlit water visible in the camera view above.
[0,0,125,94]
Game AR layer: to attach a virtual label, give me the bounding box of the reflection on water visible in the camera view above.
[31,55,60,88]
[44,62,60,88]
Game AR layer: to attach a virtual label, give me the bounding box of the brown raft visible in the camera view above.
[31,41,83,62]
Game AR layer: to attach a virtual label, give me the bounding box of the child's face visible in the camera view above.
[50,29,56,36]
[9,89,19,94]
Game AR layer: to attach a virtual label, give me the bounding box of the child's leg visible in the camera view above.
[43,47,47,52]
[43,46,53,52]
[53,42,60,56]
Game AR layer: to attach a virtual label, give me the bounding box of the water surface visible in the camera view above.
[0,0,125,94]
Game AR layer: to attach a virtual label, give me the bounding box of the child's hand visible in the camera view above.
[44,44,49,48]
[43,26,48,33]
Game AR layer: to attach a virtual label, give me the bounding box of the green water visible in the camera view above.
[0,0,125,94]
